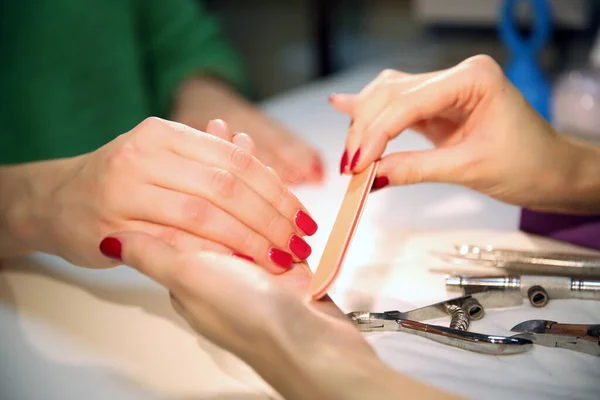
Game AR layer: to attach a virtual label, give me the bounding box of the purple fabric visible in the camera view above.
[520,209,600,250]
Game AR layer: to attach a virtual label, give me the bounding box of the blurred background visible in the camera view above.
[205,0,600,100]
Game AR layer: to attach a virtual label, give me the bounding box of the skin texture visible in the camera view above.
[109,231,459,400]
[0,118,315,271]
[172,76,324,185]
[331,55,600,214]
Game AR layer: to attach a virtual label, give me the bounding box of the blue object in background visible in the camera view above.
[498,0,553,121]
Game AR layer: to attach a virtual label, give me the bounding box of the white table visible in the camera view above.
[1,62,599,400]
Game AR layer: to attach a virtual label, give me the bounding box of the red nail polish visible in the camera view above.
[328,94,334,103]
[350,148,361,171]
[289,235,312,260]
[350,119,354,127]
[269,248,293,269]
[340,150,348,174]
[232,252,254,262]
[99,237,122,260]
[371,176,389,192]
[295,210,318,236]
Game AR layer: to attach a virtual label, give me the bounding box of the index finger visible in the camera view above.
[351,63,490,173]
[168,124,319,236]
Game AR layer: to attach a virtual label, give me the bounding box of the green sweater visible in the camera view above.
[0,0,245,164]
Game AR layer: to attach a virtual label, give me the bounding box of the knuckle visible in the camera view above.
[379,68,398,81]
[181,196,212,226]
[100,144,141,207]
[381,97,417,130]
[405,168,424,185]
[238,228,257,255]
[156,226,181,248]
[462,54,503,80]
[380,83,396,103]
[229,146,254,172]
[137,116,165,133]
[210,169,239,198]
[458,155,483,186]
[130,117,172,149]
[105,141,139,173]
[364,79,398,111]
[264,213,289,245]
[400,157,425,185]
[270,184,288,212]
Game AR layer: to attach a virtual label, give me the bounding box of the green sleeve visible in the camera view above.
[138,0,248,117]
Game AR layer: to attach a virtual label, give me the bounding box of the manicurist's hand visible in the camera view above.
[1,118,318,269]
[331,55,600,213]
[99,231,458,400]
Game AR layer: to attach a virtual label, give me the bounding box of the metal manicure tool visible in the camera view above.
[510,320,600,356]
[446,275,600,307]
[434,244,600,277]
[347,290,533,355]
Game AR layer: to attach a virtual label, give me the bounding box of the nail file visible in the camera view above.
[308,161,379,300]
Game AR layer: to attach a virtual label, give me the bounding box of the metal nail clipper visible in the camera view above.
[349,315,533,355]
[347,290,532,355]
[510,320,600,356]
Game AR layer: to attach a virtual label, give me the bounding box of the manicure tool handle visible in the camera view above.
[449,245,600,276]
[397,320,533,355]
[545,323,600,340]
[447,275,600,300]
[520,276,600,300]
[494,251,600,269]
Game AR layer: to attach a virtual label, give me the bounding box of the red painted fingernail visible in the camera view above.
[328,94,334,103]
[232,252,254,262]
[340,150,348,174]
[371,176,390,192]
[350,148,361,171]
[295,210,318,236]
[289,235,312,260]
[349,119,354,127]
[99,237,122,260]
[269,248,293,269]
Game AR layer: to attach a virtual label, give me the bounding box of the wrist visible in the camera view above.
[0,157,82,257]
[542,135,600,214]
[249,321,382,400]
[568,141,600,212]
[245,302,454,400]
[0,163,37,257]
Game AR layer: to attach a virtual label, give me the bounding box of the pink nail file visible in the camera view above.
[308,161,379,300]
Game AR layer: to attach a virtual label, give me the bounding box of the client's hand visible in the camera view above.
[3,118,317,269]
[100,231,382,400]
[100,232,457,400]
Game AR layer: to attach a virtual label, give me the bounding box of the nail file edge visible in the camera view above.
[308,162,379,300]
